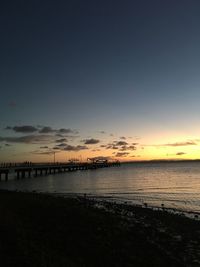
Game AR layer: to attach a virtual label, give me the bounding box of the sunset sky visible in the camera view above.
[1,0,200,162]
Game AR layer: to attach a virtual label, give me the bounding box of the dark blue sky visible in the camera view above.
[1,0,200,161]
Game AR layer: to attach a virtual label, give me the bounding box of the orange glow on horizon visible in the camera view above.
[1,133,200,163]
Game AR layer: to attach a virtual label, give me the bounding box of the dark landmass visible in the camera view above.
[0,191,200,267]
[124,159,200,164]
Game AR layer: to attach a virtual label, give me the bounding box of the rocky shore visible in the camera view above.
[0,190,200,266]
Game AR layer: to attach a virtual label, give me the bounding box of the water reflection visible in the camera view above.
[1,162,200,212]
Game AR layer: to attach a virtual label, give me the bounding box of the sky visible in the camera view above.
[1,0,200,162]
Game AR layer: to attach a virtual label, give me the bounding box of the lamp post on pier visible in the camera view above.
[53,152,56,164]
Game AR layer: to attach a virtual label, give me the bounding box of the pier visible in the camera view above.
[0,169,9,181]
[0,161,120,181]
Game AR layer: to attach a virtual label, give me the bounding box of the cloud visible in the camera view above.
[159,141,197,147]
[176,152,186,156]
[108,145,118,150]
[59,128,78,134]
[63,145,88,151]
[128,145,137,150]
[55,134,65,137]
[6,125,79,136]
[39,127,78,135]
[56,143,67,147]
[148,140,198,148]
[55,134,79,139]
[100,145,106,148]
[106,140,136,150]
[39,126,54,133]
[53,147,61,150]
[119,145,137,151]
[6,125,38,133]
[83,138,100,145]
[118,146,128,151]
[99,131,106,134]
[115,152,129,157]
[55,138,68,143]
[32,150,55,155]
[134,136,141,140]
[115,141,128,146]
[120,136,126,140]
[0,135,53,144]
[88,156,111,161]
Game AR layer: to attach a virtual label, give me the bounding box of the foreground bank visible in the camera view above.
[0,190,200,266]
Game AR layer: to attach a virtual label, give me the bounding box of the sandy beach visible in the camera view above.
[0,190,200,267]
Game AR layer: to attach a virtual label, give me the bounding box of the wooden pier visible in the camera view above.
[0,161,120,181]
[0,169,9,181]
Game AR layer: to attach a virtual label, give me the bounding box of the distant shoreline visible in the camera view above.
[123,159,200,163]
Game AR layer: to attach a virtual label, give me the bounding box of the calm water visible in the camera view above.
[1,162,200,213]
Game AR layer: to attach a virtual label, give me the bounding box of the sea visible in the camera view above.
[1,161,200,214]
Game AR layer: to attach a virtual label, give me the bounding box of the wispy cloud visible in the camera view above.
[39,126,54,133]
[56,143,68,147]
[5,125,79,135]
[106,140,138,151]
[6,125,38,133]
[115,152,129,157]
[106,145,118,150]
[100,145,106,148]
[0,135,53,144]
[83,138,100,145]
[158,141,197,147]
[147,140,198,148]
[55,138,68,143]
[106,141,128,149]
[115,141,128,146]
[59,128,78,134]
[88,156,111,161]
[63,145,88,151]
[176,152,186,155]
[53,147,61,150]
[39,126,78,135]
[119,145,137,151]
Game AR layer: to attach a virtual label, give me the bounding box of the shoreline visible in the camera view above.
[69,193,200,220]
[0,189,200,266]
[7,189,200,220]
